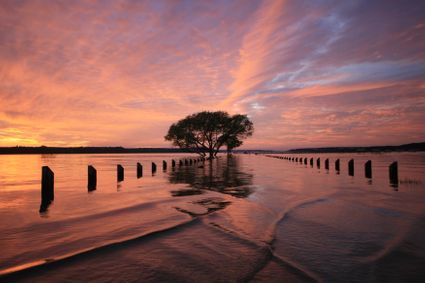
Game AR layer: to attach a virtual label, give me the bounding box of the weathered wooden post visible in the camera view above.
[162,160,167,171]
[317,158,321,169]
[310,158,313,167]
[299,158,303,163]
[190,159,193,165]
[335,159,340,172]
[152,162,157,174]
[348,159,354,176]
[295,157,298,162]
[389,162,398,185]
[179,160,183,166]
[304,158,307,165]
[172,159,176,168]
[185,159,189,166]
[365,160,372,179]
[117,164,124,182]
[325,159,329,170]
[40,166,54,212]
[88,165,97,191]
[137,162,143,178]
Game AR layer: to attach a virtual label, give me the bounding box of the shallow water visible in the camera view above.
[0,152,424,282]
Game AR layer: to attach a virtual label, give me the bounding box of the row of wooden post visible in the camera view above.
[40,157,206,212]
[267,155,399,186]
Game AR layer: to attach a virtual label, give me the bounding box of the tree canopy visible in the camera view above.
[164,111,253,158]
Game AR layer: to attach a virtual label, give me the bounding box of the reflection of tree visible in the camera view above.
[168,156,254,198]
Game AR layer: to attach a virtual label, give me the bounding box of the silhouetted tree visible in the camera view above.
[165,111,253,158]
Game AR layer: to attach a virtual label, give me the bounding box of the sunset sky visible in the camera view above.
[0,0,424,150]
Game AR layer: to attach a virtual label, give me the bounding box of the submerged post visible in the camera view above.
[389,162,398,185]
[190,159,193,165]
[163,160,167,171]
[348,159,354,176]
[365,160,372,179]
[117,164,124,182]
[325,159,329,170]
[295,157,298,162]
[179,160,183,166]
[40,166,54,212]
[172,159,176,168]
[88,165,97,191]
[137,162,143,178]
[185,159,189,166]
[310,158,313,167]
[304,158,307,165]
[317,158,321,169]
[335,159,340,172]
[152,162,157,174]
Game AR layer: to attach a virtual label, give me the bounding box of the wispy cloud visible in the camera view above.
[0,0,424,149]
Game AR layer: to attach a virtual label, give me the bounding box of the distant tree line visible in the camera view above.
[0,146,198,155]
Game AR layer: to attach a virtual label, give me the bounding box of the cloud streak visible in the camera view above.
[0,0,424,149]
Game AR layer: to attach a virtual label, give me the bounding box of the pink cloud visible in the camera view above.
[0,0,424,149]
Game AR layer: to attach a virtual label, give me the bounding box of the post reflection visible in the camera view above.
[168,156,254,198]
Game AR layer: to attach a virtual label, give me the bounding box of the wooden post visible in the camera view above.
[335,159,340,172]
[172,159,176,168]
[299,158,303,163]
[325,159,329,170]
[152,162,157,174]
[88,165,97,191]
[310,158,313,167]
[185,159,189,166]
[295,157,298,162]
[137,162,143,178]
[179,160,183,166]
[365,160,372,179]
[162,160,167,171]
[348,159,354,176]
[304,158,307,165]
[190,159,193,165]
[317,158,320,169]
[117,164,124,182]
[389,162,398,185]
[40,166,54,212]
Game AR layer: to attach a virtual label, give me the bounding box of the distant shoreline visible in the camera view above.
[0,147,195,155]
[279,142,425,154]
[0,142,424,155]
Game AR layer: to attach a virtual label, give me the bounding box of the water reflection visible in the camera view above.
[168,156,254,198]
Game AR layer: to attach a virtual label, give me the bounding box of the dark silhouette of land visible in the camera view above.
[233,142,425,154]
[282,142,425,154]
[0,146,194,155]
[0,142,423,155]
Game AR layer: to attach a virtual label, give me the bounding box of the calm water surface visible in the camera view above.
[0,152,424,282]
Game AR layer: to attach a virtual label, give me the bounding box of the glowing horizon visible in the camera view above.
[0,0,424,150]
